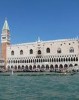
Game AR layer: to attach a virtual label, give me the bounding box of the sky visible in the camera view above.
[0,0,79,44]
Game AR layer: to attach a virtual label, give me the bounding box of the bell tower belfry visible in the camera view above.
[1,19,10,69]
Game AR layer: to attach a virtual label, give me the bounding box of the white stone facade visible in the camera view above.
[6,38,79,71]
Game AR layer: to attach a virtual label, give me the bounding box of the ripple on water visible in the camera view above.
[0,73,79,100]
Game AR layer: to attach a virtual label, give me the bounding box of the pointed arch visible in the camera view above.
[22,65,24,69]
[38,50,41,54]
[64,64,68,68]
[59,64,63,69]
[69,47,74,53]
[11,50,14,55]
[33,65,36,69]
[69,64,73,67]
[29,65,32,70]
[20,50,23,55]
[37,65,40,69]
[46,65,49,70]
[25,65,28,70]
[30,49,33,54]
[50,65,54,69]
[46,48,50,53]
[55,64,58,68]
[15,65,17,69]
[18,65,20,69]
[76,57,78,61]
[57,48,61,53]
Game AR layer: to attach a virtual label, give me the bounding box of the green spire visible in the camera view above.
[2,19,9,30]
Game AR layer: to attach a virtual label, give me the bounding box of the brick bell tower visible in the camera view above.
[1,19,10,69]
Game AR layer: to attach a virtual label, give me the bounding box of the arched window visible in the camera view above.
[11,50,14,55]
[69,47,74,53]
[59,64,63,69]
[22,60,24,63]
[25,65,28,70]
[63,58,65,62]
[57,48,61,53]
[22,65,24,69]
[52,58,53,62]
[20,50,23,55]
[25,60,26,63]
[46,48,50,53]
[33,65,36,69]
[69,64,73,67]
[56,58,58,62]
[50,58,51,62]
[11,66,13,69]
[76,57,78,61]
[37,59,38,62]
[68,58,70,61]
[55,64,58,68]
[38,50,41,54]
[61,58,63,62]
[41,65,45,69]
[72,58,75,61]
[74,64,78,66]
[31,59,32,63]
[15,66,17,69]
[59,58,60,62]
[8,66,10,69]
[71,57,73,61]
[64,64,68,68]
[30,49,33,54]
[29,59,30,63]
[37,65,40,69]
[27,60,28,63]
[29,65,32,70]
[50,65,54,69]
[66,58,68,61]
[54,58,56,62]
[18,65,20,69]
[46,65,49,70]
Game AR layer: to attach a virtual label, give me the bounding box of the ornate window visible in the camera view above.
[30,49,33,54]
[69,47,74,53]
[11,50,14,55]
[20,50,23,55]
[38,50,41,54]
[46,48,50,53]
[57,48,61,53]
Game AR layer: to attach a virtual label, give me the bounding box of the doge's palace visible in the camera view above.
[1,20,79,72]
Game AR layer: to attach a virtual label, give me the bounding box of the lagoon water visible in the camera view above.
[0,73,79,100]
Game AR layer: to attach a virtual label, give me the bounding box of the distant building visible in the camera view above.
[1,20,79,71]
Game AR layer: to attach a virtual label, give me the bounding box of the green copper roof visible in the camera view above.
[2,19,9,30]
